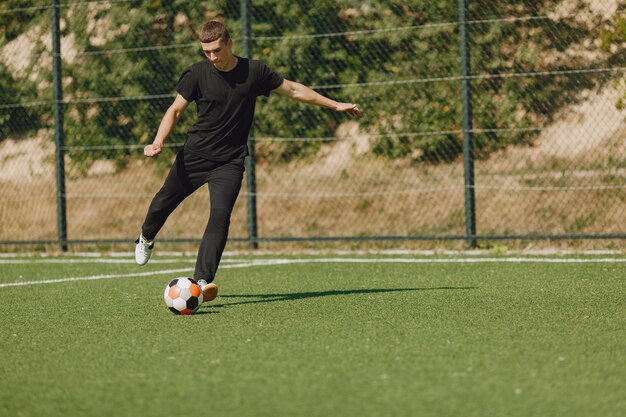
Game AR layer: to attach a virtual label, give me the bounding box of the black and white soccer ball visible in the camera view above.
[163,277,203,315]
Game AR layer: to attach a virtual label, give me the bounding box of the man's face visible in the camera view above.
[201,38,233,71]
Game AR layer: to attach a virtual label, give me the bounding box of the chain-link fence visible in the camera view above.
[1,0,625,250]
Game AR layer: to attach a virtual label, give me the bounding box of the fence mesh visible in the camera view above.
[1,0,625,249]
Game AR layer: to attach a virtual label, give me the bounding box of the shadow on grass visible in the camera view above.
[196,286,477,314]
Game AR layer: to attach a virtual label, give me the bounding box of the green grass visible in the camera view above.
[0,255,624,417]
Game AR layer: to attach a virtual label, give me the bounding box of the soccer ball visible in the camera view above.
[163,277,203,315]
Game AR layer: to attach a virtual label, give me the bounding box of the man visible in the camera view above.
[135,21,361,302]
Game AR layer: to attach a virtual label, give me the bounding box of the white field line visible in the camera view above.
[0,257,624,288]
[0,261,260,288]
[0,258,240,264]
[1,249,623,258]
[218,257,626,267]
[2,257,626,266]
[0,259,187,264]
[0,268,193,288]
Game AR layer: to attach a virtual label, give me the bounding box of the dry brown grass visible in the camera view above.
[1,138,624,251]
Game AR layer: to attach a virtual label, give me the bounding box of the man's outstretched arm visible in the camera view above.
[144,94,190,157]
[275,79,362,118]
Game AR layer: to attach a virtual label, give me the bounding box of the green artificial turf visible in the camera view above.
[0,255,624,417]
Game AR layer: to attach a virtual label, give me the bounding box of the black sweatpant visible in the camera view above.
[141,148,244,282]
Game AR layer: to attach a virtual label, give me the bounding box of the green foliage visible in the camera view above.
[0,1,46,42]
[60,1,229,168]
[600,14,626,50]
[600,13,626,110]
[0,63,41,139]
[251,0,608,162]
[0,3,48,140]
[0,0,620,167]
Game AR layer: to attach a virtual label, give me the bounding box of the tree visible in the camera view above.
[2,0,620,166]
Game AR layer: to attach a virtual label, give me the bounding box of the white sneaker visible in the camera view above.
[135,234,154,265]
[197,279,218,303]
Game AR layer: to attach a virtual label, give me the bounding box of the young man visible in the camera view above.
[135,21,361,302]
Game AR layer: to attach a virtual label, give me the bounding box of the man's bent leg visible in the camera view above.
[193,159,244,282]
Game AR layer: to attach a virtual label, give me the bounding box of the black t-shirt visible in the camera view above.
[176,57,284,161]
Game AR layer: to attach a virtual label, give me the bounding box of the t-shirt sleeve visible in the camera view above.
[176,67,199,102]
[256,61,284,97]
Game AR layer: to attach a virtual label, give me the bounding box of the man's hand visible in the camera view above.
[144,142,163,157]
[335,102,362,118]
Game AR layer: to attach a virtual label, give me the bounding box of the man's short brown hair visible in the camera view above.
[199,21,230,43]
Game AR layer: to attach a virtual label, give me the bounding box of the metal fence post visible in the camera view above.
[241,0,259,249]
[457,0,477,247]
[51,0,68,251]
